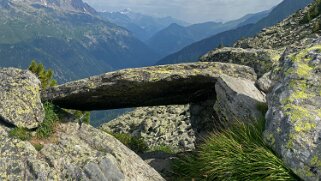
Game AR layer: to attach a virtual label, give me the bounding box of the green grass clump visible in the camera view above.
[150,145,176,154]
[9,127,31,141]
[36,102,59,138]
[33,143,44,151]
[172,120,299,180]
[107,132,148,153]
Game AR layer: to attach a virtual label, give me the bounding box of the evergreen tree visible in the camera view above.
[28,60,57,89]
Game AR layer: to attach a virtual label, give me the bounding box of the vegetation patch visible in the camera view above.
[150,145,176,154]
[300,0,321,24]
[171,120,299,180]
[29,60,57,89]
[9,127,31,141]
[36,102,59,139]
[32,143,44,151]
[105,132,148,153]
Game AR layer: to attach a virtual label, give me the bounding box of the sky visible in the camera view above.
[84,0,283,23]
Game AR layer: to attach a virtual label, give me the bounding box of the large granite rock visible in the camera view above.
[264,42,321,180]
[0,122,164,180]
[42,62,257,110]
[200,47,281,77]
[101,105,196,152]
[0,68,44,129]
[214,75,266,124]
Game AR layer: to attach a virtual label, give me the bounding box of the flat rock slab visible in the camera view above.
[0,68,44,129]
[42,62,257,110]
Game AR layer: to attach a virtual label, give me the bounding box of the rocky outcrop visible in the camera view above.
[102,75,267,153]
[200,47,281,77]
[234,2,319,50]
[0,122,164,180]
[101,105,196,152]
[42,62,257,110]
[0,68,44,129]
[264,42,321,180]
[214,75,266,124]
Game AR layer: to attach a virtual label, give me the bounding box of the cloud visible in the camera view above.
[84,0,283,23]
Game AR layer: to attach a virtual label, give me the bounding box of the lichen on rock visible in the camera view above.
[0,123,164,180]
[101,105,196,152]
[264,41,321,180]
[0,68,44,129]
[200,47,281,77]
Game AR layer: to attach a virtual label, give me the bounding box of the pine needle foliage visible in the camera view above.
[172,120,300,181]
[28,60,57,89]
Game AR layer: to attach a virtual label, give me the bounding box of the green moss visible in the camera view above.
[9,127,31,141]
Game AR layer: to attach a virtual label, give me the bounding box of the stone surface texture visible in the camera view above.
[264,43,321,180]
[0,68,44,129]
[42,62,256,110]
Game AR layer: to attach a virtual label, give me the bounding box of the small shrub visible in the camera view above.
[9,127,31,141]
[74,111,91,124]
[28,60,57,89]
[106,132,148,153]
[33,143,44,151]
[36,102,59,138]
[128,136,149,153]
[172,120,299,180]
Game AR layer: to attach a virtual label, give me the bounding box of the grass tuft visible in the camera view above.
[105,132,148,153]
[150,145,176,154]
[9,127,31,141]
[36,102,59,138]
[32,143,44,151]
[172,120,299,180]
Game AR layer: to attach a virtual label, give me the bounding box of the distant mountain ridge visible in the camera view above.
[0,0,160,82]
[20,0,97,14]
[156,0,313,65]
[99,10,189,41]
[147,10,271,56]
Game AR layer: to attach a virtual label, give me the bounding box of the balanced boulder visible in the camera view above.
[42,62,256,110]
[0,68,44,129]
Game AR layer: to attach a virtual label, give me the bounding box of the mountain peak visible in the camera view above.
[21,0,96,14]
[120,8,132,14]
